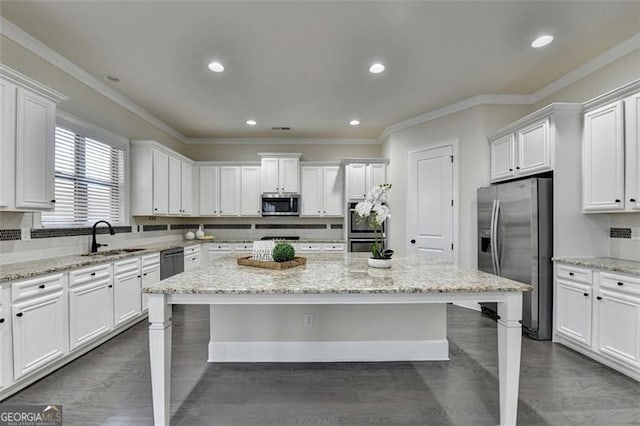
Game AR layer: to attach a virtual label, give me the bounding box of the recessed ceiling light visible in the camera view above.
[105,75,120,83]
[246,120,257,126]
[369,63,385,74]
[208,61,225,72]
[349,120,360,126]
[531,35,554,48]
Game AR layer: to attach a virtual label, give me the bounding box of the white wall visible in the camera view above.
[382,104,531,268]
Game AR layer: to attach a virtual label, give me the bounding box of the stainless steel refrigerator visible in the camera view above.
[477,177,553,340]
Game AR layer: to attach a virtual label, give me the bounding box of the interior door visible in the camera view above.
[407,145,454,261]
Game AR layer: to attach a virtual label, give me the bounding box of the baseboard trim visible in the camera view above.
[208,339,449,362]
[554,335,639,382]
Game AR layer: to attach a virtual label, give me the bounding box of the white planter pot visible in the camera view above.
[368,258,392,269]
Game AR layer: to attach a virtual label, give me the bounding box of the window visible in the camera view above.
[42,122,126,226]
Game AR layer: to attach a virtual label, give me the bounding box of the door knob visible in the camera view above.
[615,199,621,203]
[410,239,416,244]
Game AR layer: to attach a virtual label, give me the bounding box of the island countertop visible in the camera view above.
[143,253,532,295]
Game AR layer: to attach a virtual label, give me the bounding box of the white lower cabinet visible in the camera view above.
[555,278,592,346]
[113,258,142,326]
[68,264,113,351]
[184,244,201,272]
[11,273,67,381]
[554,265,640,379]
[207,244,233,262]
[141,253,160,312]
[0,286,12,390]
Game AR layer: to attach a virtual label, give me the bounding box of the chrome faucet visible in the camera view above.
[91,220,116,253]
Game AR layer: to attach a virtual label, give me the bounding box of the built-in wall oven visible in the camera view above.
[348,202,385,239]
[348,202,386,252]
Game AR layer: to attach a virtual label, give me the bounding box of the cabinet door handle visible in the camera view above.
[108,284,113,288]
[630,198,637,203]
[509,168,513,172]
[583,293,589,297]
[410,239,416,244]
[137,275,141,278]
[617,281,624,286]
[50,199,56,203]
[90,272,96,276]
[0,318,4,323]
[16,312,23,317]
[38,284,45,289]
[143,273,147,276]
[516,166,520,170]
[596,296,603,300]
[154,208,158,211]
[192,257,196,261]
[569,272,574,276]
[615,199,621,203]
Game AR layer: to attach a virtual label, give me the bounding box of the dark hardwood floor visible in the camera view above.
[3,305,639,425]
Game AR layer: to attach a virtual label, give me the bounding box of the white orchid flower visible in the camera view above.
[355,200,373,217]
[373,204,390,225]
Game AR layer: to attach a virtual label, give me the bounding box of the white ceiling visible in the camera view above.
[1,1,639,140]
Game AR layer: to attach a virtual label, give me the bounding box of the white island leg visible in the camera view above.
[148,294,172,426]
[496,292,523,426]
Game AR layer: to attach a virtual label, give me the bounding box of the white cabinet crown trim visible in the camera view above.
[489,103,582,141]
[583,79,640,112]
[0,65,68,103]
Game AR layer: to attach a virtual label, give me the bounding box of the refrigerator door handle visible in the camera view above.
[494,199,501,276]
[490,199,498,275]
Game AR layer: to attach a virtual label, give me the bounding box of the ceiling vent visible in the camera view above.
[270,126,291,131]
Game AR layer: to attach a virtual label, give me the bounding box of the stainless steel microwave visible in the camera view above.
[261,194,300,216]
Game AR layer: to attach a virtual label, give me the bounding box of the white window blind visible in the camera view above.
[42,126,125,226]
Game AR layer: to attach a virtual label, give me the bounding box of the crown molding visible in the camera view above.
[0,63,68,103]
[2,16,638,146]
[488,102,583,141]
[186,138,379,145]
[583,78,640,111]
[0,16,188,144]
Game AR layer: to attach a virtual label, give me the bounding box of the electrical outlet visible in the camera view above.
[303,313,314,328]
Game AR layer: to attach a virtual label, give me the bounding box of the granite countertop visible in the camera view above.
[0,241,197,282]
[143,253,532,295]
[0,239,347,282]
[553,257,640,275]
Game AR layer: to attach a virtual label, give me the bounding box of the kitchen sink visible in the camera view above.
[82,248,147,256]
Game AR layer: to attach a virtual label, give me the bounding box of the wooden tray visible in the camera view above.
[236,256,307,270]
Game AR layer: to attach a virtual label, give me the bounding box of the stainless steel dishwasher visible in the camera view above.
[160,247,184,280]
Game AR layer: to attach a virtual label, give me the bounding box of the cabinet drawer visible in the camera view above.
[323,243,345,252]
[113,257,141,277]
[234,243,253,252]
[297,244,322,252]
[141,253,160,268]
[12,273,65,303]
[556,265,592,285]
[208,244,233,252]
[600,272,640,296]
[184,245,200,255]
[69,263,111,288]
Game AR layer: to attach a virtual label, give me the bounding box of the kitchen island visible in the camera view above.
[144,253,531,426]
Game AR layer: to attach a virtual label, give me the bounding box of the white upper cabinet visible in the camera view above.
[199,166,220,216]
[151,149,169,215]
[582,101,625,212]
[131,141,194,216]
[259,154,300,194]
[490,117,552,183]
[517,118,550,175]
[323,166,343,216]
[345,162,386,200]
[181,162,193,216]
[301,167,323,216]
[490,134,516,181]
[0,80,16,209]
[168,156,181,215]
[219,166,240,216]
[625,92,640,211]
[0,66,66,212]
[240,166,261,216]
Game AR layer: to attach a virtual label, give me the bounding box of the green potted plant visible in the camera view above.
[354,183,394,268]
